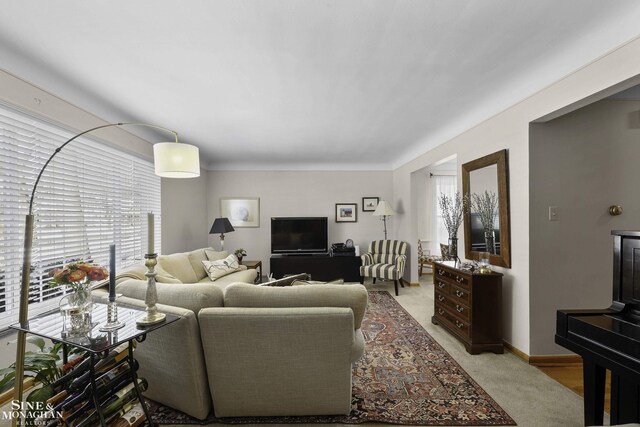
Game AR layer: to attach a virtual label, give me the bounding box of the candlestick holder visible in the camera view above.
[136,253,166,326]
[99,298,125,332]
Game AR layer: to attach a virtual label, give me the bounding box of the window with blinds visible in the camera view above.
[0,103,161,330]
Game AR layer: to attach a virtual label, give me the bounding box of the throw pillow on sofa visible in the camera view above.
[202,254,245,281]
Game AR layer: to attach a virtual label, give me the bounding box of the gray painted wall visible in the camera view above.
[206,170,394,277]
[529,99,640,355]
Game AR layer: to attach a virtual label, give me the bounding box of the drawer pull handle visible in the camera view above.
[456,305,464,313]
[437,308,445,315]
[438,295,445,302]
[455,320,464,329]
[456,276,464,283]
[438,282,446,289]
[455,290,465,298]
[438,269,445,275]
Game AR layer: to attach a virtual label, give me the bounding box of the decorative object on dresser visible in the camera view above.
[13,121,198,414]
[431,261,503,354]
[220,197,260,227]
[372,200,396,239]
[438,192,468,261]
[362,196,379,212]
[462,149,511,267]
[209,217,235,250]
[335,202,358,222]
[359,240,407,296]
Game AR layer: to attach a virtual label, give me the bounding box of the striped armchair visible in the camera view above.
[359,240,408,296]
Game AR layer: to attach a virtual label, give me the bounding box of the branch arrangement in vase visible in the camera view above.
[471,190,499,254]
[471,190,498,232]
[438,192,468,238]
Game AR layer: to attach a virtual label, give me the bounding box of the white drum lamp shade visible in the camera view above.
[154,142,200,178]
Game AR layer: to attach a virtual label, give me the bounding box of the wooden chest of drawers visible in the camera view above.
[431,261,503,354]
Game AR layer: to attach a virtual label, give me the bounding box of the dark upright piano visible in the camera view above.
[556,230,640,426]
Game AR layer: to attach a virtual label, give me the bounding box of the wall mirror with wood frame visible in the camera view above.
[462,149,511,268]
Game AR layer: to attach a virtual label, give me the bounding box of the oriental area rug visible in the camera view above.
[151,291,516,425]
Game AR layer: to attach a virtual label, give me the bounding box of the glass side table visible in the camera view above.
[11,303,178,426]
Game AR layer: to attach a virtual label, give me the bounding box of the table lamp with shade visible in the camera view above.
[373,200,396,240]
[209,218,235,251]
[12,122,200,423]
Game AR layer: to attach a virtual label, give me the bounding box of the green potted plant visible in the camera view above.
[234,248,247,263]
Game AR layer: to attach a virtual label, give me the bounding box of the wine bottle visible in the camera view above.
[108,402,146,427]
[95,343,130,372]
[46,389,69,406]
[61,360,138,411]
[49,356,93,391]
[72,379,148,427]
[62,376,132,425]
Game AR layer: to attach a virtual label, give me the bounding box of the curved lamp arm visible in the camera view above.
[28,122,178,214]
[13,122,181,423]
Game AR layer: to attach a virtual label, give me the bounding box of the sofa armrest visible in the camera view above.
[116,279,224,313]
[395,254,407,275]
[113,296,212,420]
[198,307,354,417]
[361,252,374,266]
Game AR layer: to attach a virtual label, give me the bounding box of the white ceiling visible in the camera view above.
[2,1,640,170]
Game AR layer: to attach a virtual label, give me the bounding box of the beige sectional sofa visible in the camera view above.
[93,247,368,420]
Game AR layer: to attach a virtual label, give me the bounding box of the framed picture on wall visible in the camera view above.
[335,203,358,223]
[362,197,379,212]
[220,197,260,228]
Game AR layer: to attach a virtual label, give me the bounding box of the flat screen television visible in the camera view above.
[271,217,328,255]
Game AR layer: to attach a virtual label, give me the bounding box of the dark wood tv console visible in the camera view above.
[270,255,361,282]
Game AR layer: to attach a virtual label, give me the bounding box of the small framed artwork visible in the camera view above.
[335,203,358,223]
[220,197,260,228]
[362,197,379,212]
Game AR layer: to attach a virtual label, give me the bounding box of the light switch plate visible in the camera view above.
[549,206,558,221]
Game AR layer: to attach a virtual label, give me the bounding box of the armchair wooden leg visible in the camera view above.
[394,280,399,296]
[360,276,364,284]
[373,278,376,284]
[400,280,405,288]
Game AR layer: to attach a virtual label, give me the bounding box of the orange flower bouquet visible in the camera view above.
[48,261,109,292]
[49,262,109,331]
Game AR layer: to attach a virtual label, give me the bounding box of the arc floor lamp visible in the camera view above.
[12,122,200,421]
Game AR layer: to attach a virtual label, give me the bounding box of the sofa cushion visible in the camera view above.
[224,282,368,329]
[116,278,224,313]
[205,249,228,261]
[155,264,182,284]
[187,248,209,281]
[158,253,198,283]
[115,264,147,284]
[202,254,243,281]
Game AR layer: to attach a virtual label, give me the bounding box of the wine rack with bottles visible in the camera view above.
[10,303,177,427]
[42,342,149,426]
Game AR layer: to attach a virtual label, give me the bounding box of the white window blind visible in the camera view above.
[0,103,161,330]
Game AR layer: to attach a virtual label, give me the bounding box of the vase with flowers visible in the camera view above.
[471,190,499,254]
[438,192,468,261]
[234,248,247,264]
[49,261,109,332]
